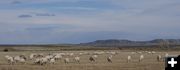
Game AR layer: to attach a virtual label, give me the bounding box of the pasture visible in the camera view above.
[0,46,179,70]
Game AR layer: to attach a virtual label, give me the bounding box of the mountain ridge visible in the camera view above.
[78,39,180,47]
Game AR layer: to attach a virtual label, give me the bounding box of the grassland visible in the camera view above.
[0,46,179,70]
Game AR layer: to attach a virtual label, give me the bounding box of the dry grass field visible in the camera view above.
[0,47,179,70]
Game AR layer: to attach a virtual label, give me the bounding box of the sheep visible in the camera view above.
[49,58,55,64]
[54,54,62,60]
[89,56,95,62]
[107,55,112,63]
[64,58,70,64]
[127,55,132,63]
[18,58,26,64]
[69,53,74,56]
[92,55,98,58]
[110,52,117,55]
[163,53,169,61]
[40,58,48,65]
[79,52,85,56]
[151,51,156,54]
[14,56,26,64]
[139,55,144,62]
[30,53,44,60]
[19,55,27,60]
[94,52,104,55]
[5,55,14,65]
[59,53,66,56]
[137,52,142,54]
[165,53,169,57]
[157,55,162,62]
[131,52,136,54]
[45,55,54,60]
[34,57,49,65]
[30,54,35,60]
[34,58,41,65]
[74,56,80,63]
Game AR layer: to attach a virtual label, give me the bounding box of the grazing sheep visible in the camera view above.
[45,55,54,60]
[79,53,83,55]
[165,53,169,57]
[157,55,162,62]
[131,52,136,54]
[59,53,66,56]
[30,53,44,60]
[18,58,26,64]
[30,54,35,60]
[5,55,14,64]
[74,56,80,63]
[127,55,132,63]
[40,58,48,65]
[94,51,104,55]
[34,57,48,65]
[69,53,74,56]
[139,55,144,62]
[137,52,142,54]
[14,56,26,64]
[54,54,62,60]
[34,58,41,65]
[49,58,55,64]
[151,51,156,54]
[92,55,98,58]
[64,58,70,64]
[89,56,95,62]
[110,52,117,55]
[19,55,27,60]
[107,55,112,63]
[163,53,169,61]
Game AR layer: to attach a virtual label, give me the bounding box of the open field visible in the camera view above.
[0,46,180,70]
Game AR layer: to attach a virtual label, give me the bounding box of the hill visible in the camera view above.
[78,39,180,47]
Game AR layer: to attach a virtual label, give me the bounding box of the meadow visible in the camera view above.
[0,46,179,70]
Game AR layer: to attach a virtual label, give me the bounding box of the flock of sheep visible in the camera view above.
[4,51,169,65]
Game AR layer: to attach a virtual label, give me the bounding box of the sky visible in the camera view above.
[0,0,180,44]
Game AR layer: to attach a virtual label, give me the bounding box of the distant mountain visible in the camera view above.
[78,39,180,47]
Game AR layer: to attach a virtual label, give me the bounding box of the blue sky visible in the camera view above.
[0,0,180,44]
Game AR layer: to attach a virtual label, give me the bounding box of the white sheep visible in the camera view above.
[165,53,169,57]
[64,58,70,64]
[14,56,26,64]
[54,54,62,60]
[151,51,156,54]
[30,54,35,60]
[5,55,14,64]
[163,53,169,61]
[69,53,74,56]
[34,58,41,65]
[157,55,162,62]
[131,52,136,54]
[137,52,142,54]
[74,56,80,63]
[34,57,48,65]
[45,55,54,59]
[49,58,55,64]
[110,52,117,55]
[107,55,112,63]
[40,58,48,65]
[92,55,98,58]
[127,55,131,63]
[139,55,144,62]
